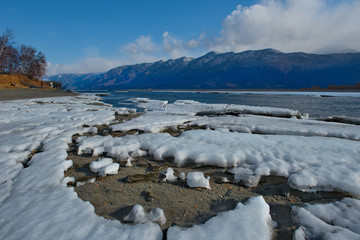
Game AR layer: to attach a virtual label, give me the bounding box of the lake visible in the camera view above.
[96,90,360,119]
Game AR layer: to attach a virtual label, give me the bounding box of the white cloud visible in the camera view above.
[162,31,206,58]
[162,31,184,58]
[122,35,155,55]
[212,0,360,53]
[46,57,128,76]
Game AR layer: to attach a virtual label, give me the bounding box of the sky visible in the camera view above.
[1,0,360,76]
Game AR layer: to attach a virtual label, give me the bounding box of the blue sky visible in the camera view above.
[1,0,359,75]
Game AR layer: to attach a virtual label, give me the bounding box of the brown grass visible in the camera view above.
[0,74,52,90]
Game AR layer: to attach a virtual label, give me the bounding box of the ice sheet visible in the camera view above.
[189,115,360,140]
[293,198,360,239]
[111,111,200,133]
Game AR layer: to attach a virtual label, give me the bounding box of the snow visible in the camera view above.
[190,115,360,140]
[89,158,113,172]
[167,196,273,240]
[0,96,162,240]
[179,172,186,181]
[99,163,119,176]
[163,167,178,182]
[111,111,199,133]
[124,204,167,226]
[79,127,360,196]
[123,204,148,224]
[187,172,211,190]
[293,198,360,239]
[1,94,359,240]
[89,158,119,177]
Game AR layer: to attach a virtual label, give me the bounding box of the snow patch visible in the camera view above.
[187,172,211,190]
[124,204,167,226]
[292,198,360,239]
[167,196,273,240]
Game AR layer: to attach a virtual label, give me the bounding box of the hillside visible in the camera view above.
[49,49,360,90]
[0,74,52,90]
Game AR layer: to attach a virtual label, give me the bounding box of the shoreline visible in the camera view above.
[0,88,78,101]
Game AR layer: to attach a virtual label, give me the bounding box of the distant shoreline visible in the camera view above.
[0,88,78,101]
[75,88,360,92]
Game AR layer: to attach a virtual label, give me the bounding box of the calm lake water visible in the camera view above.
[96,90,360,119]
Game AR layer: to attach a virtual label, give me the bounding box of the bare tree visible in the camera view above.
[0,29,13,59]
[0,29,47,78]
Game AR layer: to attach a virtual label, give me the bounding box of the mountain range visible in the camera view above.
[49,49,360,90]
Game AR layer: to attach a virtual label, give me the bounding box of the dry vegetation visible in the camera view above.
[0,74,52,90]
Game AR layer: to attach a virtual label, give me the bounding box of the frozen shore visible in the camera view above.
[0,94,359,240]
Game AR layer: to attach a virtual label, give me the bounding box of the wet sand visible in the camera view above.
[0,88,78,101]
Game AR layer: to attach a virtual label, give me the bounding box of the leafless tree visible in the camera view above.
[0,29,47,78]
[0,29,13,59]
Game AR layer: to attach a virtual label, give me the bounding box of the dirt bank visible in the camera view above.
[0,88,78,101]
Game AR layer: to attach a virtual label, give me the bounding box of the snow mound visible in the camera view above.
[90,158,113,172]
[124,204,167,226]
[90,158,119,176]
[78,129,360,196]
[99,163,119,176]
[228,167,261,187]
[293,198,360,239]
[167,196,273,240]
[163,167,177,182]
[187,172,211,190]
